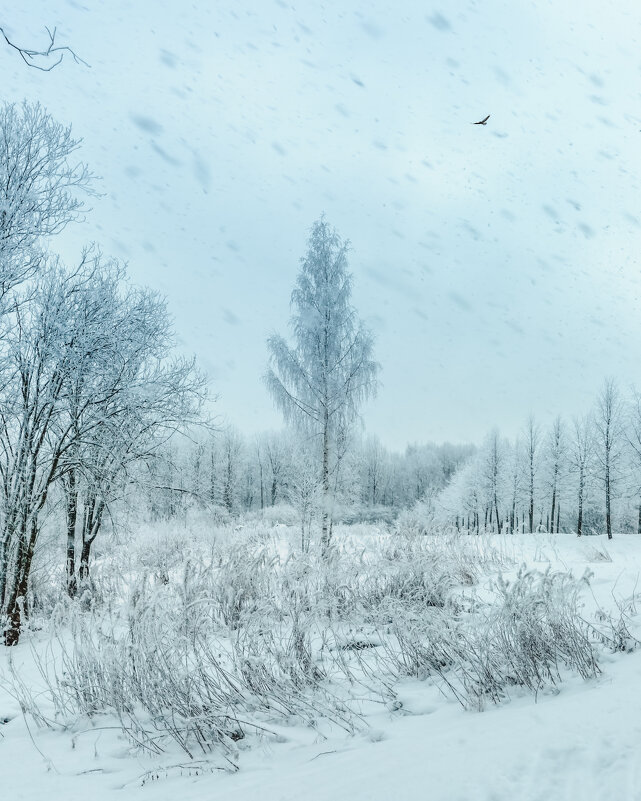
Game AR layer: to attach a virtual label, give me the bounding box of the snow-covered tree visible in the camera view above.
[544,417,566,533]
[266,218,379,553]
[594,380,625,539]
[523,416,540,533]
[481,429,505,533]
[0,101,93,301]
[568,416,594,537]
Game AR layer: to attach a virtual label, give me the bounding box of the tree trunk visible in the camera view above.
[577,470,584,537]
[64,470,78,597]
[3,519,38,646]
[0,529,11,610]
[320,406,331,556]
[78,538,92,584]
[605,460,612,539]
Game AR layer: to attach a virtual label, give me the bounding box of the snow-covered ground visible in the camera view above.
[3,531,641,801]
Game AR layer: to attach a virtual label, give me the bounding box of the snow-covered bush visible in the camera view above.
[394,498,440,536]
[378,567,600,710]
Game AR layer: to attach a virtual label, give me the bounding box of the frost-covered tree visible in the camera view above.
[594,379,625,539]
[221,427,244,514]
[266,218,379,552]
[481,430,505,533]
[261,431,289,507]
[0,102,93,300]
[0,260,104,643]
[361,435,388,507]
[524,416,540,533]
[545,417,566,533]
[0,256,204,640]
[568,416,594,537]
[286,446,322,552]
[501,438,521,534]
[626,391,641,535]
[59,261,204,593]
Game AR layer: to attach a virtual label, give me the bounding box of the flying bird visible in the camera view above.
[472,115,490,125]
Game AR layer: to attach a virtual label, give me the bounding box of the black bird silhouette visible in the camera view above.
[472,115,490,125]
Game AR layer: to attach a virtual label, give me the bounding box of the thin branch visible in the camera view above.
[0,25,89,71]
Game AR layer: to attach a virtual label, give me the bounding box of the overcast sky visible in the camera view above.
[3,1,641,450]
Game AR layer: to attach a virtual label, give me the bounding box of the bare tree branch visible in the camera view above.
[0,25,89,71]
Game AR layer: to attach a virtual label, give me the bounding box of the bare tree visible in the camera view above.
[266,218,379,553]
[545,417,566,533]
[524,415,540,533]
[286,446,322,552]
[0,256,205,639]
[59,267,205,591]
[262,432,289,506]
[568,416,594,537]
[506,438,522,533]
[482,430,504,533]
[626,391,641,535]
[221,428,244,514]
[362,435,388,507]
[0,259,101,643]
[594,379,624,539]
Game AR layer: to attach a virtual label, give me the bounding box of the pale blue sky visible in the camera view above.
[3,1,641,448]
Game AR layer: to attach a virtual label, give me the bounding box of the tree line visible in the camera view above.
[438,379,639,538]
[142,428,472,525]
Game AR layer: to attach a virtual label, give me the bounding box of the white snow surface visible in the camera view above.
[2,531,641,800]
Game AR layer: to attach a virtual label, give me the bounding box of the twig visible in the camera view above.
[0,26,89,70]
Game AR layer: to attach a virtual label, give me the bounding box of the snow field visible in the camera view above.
[2,527,641,800]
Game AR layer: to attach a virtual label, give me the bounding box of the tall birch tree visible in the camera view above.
[265,218,379,553]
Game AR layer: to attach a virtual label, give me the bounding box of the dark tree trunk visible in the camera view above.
[223,450,233,512]
[605,461,612,539]
[4,519,38,646]
[64,470,78,597]
[577,470,584,537]
[78,537,92,584]
[320,405,331,555]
